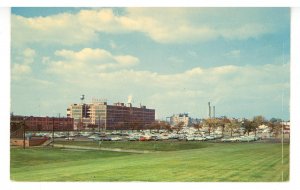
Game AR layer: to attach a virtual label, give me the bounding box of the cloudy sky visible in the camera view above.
[11,7,290,120]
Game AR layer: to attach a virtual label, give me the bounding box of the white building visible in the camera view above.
[170,113,191,127]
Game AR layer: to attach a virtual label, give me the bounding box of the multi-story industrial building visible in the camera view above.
[10,115,74,131]
[67,101,155,130]
[170,113,191,127]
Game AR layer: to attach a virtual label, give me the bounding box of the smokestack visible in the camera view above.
[208,102,211,118]
[213,106,215,118]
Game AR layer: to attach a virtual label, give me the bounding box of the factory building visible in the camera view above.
[170,113,191,127]
[67,100,155,130]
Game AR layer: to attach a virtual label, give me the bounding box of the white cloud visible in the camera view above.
[210,65,239,75]
[12,46,290,119]
[114,55,139,66]
[10,8,290,119]
[44,50,289,114]
[11,48,36,79]
[12,8,285,46]
[184,67,204,76]
[12,13,97,47]
[46,48,139,75]
[12,64,31,75]
[23,48,36,58]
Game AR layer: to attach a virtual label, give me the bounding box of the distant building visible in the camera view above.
[10,115,74,132]
[190,118,203,125]
[281,121,290,134]
[170,113,191,127]
[67,101,155,130]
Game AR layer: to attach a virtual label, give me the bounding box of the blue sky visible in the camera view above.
[11,7,290,120]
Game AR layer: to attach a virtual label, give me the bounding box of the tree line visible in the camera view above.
[77,115,286,138]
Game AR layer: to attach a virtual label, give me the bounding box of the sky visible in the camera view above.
[10,7,290,120]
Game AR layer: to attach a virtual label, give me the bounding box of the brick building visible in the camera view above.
[10,115,74,132]
[67,101,155,130]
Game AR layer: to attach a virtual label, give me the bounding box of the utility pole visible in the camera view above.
[98,114,100,132]
[208,102,211,118]
[58,113,60,131]
[52,117,54,147]
[23,118,26,149]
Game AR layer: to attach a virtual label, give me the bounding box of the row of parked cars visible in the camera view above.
[119,133,225,141]
[221,135,261,142]
[89,134,122,141]
[89,133,262,142]
[30,131,262,143]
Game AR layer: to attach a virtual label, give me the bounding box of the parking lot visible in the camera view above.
[26,128,288,143]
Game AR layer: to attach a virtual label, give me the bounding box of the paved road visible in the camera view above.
[53,144,158,154]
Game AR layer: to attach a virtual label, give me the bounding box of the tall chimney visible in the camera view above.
[213,106,215,118]
[208,102,211,118]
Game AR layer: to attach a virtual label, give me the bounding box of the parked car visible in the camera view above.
[178,134,186,141]
[128,136,138,141]
[240,136,255,142]
[221,138,231,142]
[111,137,122,141]
[194,136,206,141]
[93,137,102,141]
[65,137,74,141]
[88,134,99,139]
[102,137,112,141]
[186,136,195,141]
[205,136,215,140]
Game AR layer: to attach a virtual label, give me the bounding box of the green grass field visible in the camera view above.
[10,142,289,182]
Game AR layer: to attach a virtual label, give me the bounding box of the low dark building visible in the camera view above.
[10,115,74,132]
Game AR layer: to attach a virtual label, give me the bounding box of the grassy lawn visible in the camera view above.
[10,142,289,182]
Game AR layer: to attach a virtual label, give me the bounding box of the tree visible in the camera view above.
[268,119,282,138]
[150,121,161,133]
[174,121,185,134]
[226,119,241,137]
[252,115,266,136]
[192,123,202,132]
[243,119,256,136]
[161,121,172,133]
[242,116,266,137]
[204,118,218,136]
[218,117,231,137]
[132,121,140,132]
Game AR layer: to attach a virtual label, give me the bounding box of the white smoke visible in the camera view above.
[127,95,133,103]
